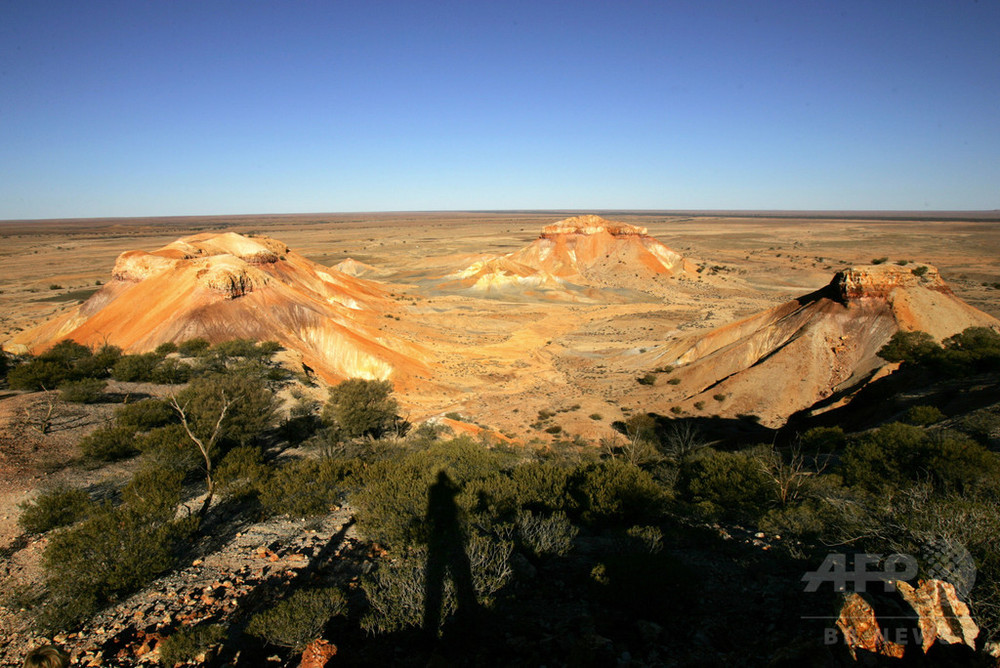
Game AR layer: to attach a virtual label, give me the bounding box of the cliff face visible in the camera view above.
[833,264,951,301]
[11,233,428,384]
[648,265,1000,426]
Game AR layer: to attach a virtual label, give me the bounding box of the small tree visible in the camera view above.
[169,371,278,515]
[169,390,233,517]
[322,378,400,439]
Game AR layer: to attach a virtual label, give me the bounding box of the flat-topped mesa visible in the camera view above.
[832,264,950,301]
[504,214,695,281]
[159,232,289,264]
[111,233,289,286]
[539,215,648,238]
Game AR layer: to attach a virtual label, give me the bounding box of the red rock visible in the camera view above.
[895,579,979,652]
[835,579,980,661]
[836,593,905,660]
[300,639,337,668]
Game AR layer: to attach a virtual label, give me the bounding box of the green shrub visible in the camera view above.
[154,342,178,355]
[544,425,562,434]
[905,405,946,426]
[158,623,226,667]
[150,358,191,384]
[569,459,667,526]
[177,338,211,356]
[353,437,513,547]
[72,344,122,378]
[515,510,578,558]
[18,485,94,534]
[759,495,844,540]
[589,413,603,421]
[116,398,176,432]
[281,389,323,443]
[134,425,196,470]
[911,265,929,277]
[321,378,400,439]
[211,338,263,359]
[122,463,186,521]
[7,360,72,391]
[79,425,139,461]
[58,378,106,403]
[112,353,163,382]
[843,422,1000,494]
[878,330,941,364]
[713,393,726,402]
[667,377,682,385]
[247,587,346,650]
[361,531,512,635]
[40,503,191,630]
[38,340,92,367]
[800,426,846,451]
[636,373,656,386]
[678,448,776,521]
[174,371,279,447]
[215,445,271,501]
[871,257,888,265]
[259,458,357,518]
[490,461,573,517]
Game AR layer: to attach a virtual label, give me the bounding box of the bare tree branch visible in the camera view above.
[169,390,233,517]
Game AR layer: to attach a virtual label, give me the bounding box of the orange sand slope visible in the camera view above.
[649,264,1000,425]
[9,232,428,384]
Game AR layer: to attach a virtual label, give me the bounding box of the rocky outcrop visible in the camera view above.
[300,639,338,668]
[834,264,951,301]
[111,251,179,283]
[836,579,979,662]
[198,259,270,298]
[896,580,980,654]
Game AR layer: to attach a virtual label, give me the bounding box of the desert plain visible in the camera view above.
[2,211,999,440]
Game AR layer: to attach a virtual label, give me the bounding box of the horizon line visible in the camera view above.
[3,207,1000,226]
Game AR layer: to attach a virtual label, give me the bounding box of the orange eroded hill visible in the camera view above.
[645,264,1000,425]
[450,215,697,297]
[8,232,428,384]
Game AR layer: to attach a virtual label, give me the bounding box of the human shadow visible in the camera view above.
[423,470,480,641]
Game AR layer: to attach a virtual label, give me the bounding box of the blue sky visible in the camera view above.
[2,1,998,219]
